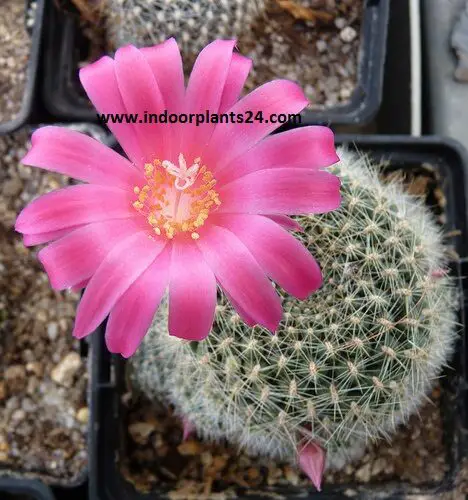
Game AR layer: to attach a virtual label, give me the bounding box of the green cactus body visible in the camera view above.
[131,149,458,470]
[106,0,266,55]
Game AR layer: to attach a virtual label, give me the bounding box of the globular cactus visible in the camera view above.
[130,148,459,481]
[106,0,266,57]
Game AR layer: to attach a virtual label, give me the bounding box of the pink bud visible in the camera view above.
[431,269,446,278]
[298,441,326,491]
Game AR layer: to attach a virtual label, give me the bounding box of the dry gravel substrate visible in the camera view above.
[239,0,364,109]
[0,0,33,124]
[0,129,88,483]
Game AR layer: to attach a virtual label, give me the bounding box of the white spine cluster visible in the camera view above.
[106,0,266,55]
[131,148,459,470]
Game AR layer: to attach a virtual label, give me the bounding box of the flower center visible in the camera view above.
[132,153,221,240]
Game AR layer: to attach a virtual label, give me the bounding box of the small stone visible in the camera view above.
[340,26,357,43]
[201,451,213,467]
[316,40,327,53]
[47,322,59,341]
[355,462,372,482]
[26,361,43,377]
[4,364,26,393]
[212,455,228,471]
[36,310,47,322]
[0,438,9,462]
[2,178,22,197]
[247,467,260,480]
[371,457,387,475]
[11,409,26,422]
[335,17,347,30]
[51,352,82,387]
[128,422,156,444]
[76,407,89,424]
[177,440,202,456]
[21,397,36,412]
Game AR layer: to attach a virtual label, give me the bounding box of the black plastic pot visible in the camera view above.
[88,135,468,499]
[41,0,99,122]
[302,0,390,126]
[42,0,389,126]
[0,0,45,134]
[0,478,55,499]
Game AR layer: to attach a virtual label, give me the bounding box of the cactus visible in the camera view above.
[106,0,266,58]
[130,148,459,479]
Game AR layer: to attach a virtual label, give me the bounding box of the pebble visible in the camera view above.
[128,422,156,444]
[26,362,43,377]
[47,322,59,341]
[51,352,82,387]
[340,26,358,43]
[11,409,26,423]
[178,440,203,456]
[76,407,89,424]
[355,462,372,482]
[4,364,26,393]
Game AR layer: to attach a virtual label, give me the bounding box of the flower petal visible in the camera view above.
[216,126,339,185]
[213,214,322,299]
[140,39,185,113]
[38,218,144,290]
[205,80,308,171]
[265,215,303,232]
[196,225,282,332]
[221,288,257,327]
[168,240,217,341]
[15,184,134,234]
[181,40,236,160]
[140,39,185,159]
[219,53,252,113]
[22,126,143,189]
[298,442,327,491]
[105,246,171,357]
[79,56,145,167]
[73,231,166,339]
[114,45,171,161]
[23,226,82,247]
[218,169,341,215]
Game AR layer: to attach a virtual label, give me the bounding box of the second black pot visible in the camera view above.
[87,135,468,499]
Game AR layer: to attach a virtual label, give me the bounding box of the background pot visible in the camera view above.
[0,477,55,500]
[41,0,389,126]
[88,135,468,499]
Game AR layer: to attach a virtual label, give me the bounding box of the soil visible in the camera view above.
[240,0,364,109]
[118,164,465,498]
[0,129,88,483]
[0,0,33,124]
[66,0,363,110]
[120,386,451,499]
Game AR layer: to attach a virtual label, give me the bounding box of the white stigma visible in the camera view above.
[161,153,200,191]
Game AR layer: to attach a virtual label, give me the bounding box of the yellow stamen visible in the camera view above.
[132,154,221,240]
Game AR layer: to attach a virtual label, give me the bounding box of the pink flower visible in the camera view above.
[15,39,340,357]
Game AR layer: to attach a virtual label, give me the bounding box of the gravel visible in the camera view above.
[239,0,364,109]
[0,129,87,483]
[0,0,33,124]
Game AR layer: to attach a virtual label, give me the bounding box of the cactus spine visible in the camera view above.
[130,148,459,471]
[106,0,266,56]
